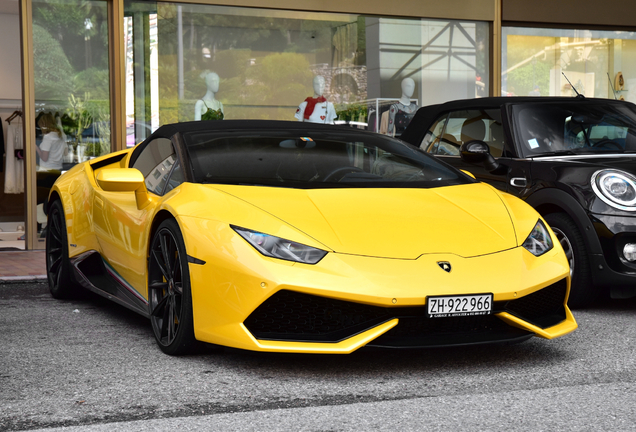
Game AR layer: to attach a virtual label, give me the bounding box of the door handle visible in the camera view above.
[510,177,527,188]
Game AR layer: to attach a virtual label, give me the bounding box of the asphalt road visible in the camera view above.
[2,281,636,431]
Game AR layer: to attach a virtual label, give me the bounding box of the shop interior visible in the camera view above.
[0,0,24,250]
[4,0,636,252]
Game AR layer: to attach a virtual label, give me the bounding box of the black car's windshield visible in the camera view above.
[182,130,471,189]
[512,101,636,157]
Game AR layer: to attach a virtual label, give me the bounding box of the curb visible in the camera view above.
[0,275,47,284]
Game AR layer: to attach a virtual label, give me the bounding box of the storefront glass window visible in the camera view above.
[32,0,111,238]
[123,2,489,144]
[503,27,636,101]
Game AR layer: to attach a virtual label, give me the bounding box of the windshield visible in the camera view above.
[512,101,636,157]
[182,130,471,189]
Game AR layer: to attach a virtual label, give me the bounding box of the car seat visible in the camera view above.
[460,118,486,144]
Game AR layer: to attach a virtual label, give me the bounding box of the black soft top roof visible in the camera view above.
[400,96,635,145]
[130,119,411,172]
[146,119,367,141]
[414,96,629,112]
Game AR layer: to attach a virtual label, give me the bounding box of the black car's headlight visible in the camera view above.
[522,219,553,256]
[591,169,636,211]
[232,225,327,264]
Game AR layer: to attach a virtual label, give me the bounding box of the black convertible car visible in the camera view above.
[401,96,636,307]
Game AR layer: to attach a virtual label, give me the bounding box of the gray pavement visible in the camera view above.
[26,383,636,431]
[2,282,636,431]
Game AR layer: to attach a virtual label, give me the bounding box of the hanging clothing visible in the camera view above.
[379,110,390,135]
[367,109,377,133]
[4,120,24,194]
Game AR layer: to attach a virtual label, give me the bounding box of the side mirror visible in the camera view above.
[95,168,151,209]
[460,140,499,172]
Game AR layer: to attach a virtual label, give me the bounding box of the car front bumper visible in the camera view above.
[591,212,636,298]
[184,219,576,353]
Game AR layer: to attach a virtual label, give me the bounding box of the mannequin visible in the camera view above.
[194,72,224,121]
[386,78,419,137]
[294,75,337,124]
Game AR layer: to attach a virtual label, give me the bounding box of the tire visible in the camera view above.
[148,219,197,355]
[46,199,79,299]
[544,212,598,308]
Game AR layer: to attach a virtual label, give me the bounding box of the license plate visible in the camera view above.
[427,294,492,318]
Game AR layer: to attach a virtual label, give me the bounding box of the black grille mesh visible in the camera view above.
[502,279,567,328]
[370,313,528,348]
[244,279,568,345]
[243,290,389,342]
[386,312,504,337]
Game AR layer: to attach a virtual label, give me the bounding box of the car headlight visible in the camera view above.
[232,225,327,264]
[522,219,553,256]
[591,169,636,211]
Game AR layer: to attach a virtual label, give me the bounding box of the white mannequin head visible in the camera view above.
[401,78,415,98]
[205,72,220,94]
[313,75,326,97]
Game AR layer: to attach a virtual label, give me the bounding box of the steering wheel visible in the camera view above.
[592,139,623,151]
[323,166,365,182]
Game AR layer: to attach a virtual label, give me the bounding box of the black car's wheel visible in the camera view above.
[148,219,196,355]
[46,199,79,299]
[544,212,598,308]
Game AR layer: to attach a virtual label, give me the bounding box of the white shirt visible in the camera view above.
[4,121,24,194]
[295,100,337,124]
[39,132,66,170]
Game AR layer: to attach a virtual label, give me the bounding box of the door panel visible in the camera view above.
[92,189,157,298]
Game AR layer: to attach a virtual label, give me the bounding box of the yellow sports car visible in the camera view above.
[46,120,577,355]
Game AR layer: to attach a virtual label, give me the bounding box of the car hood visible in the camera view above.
[211,183,517,259]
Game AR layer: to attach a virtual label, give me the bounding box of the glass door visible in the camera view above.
[26,0,113,248]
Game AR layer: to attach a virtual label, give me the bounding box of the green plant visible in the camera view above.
[83,142,100,157]
[336,104,367,123]
[66,93,93,144]
[94,105,111,157]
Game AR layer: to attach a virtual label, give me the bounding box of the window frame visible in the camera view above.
[422,108,507,158]
[130,136,181,196]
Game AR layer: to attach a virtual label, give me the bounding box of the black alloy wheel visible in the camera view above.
[544,212,598,308]
[148,219,196,355]
[45,199,78,299]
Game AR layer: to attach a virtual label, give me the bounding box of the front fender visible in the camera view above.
[525,187,601,255]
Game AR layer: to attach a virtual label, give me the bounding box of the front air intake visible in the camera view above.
[243,290,390,342]
[244,279,568,346]
[502,278,568,328]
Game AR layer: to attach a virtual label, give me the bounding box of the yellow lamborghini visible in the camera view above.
[46,120,577,355]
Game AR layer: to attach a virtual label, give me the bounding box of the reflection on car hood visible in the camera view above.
[212,183,517,259]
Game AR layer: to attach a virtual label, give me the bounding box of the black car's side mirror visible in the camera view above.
[460,140,499,172]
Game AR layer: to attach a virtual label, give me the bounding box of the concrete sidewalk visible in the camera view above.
[0,250,47,282]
